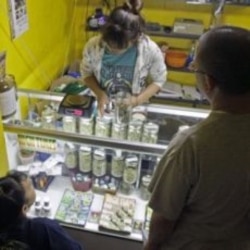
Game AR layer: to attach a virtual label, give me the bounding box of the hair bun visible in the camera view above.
[124,0,143,14]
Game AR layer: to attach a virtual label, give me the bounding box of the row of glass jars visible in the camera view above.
[65,143,139,185]
[59,115,160,144]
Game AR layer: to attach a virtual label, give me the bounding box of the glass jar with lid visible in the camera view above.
[127,120,143,142]
[140,175,152,200]
[121,155,139,194]
[79,146,92,174]
[93,149,107,177]
[63,116,76,133]
[65,143,78,170]
[114,91,132,124]
[112,122,127,140]
[142,122,159,144]
[79,117,94,135]
[111,151,124,178]
[41,112,56,130]
[95,114,112,138]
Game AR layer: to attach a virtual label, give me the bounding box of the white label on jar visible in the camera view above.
[0,87,16,117]
[123,167,137,184]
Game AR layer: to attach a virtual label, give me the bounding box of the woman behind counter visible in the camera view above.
[80,0,167,115]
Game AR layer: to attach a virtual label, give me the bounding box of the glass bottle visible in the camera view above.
[121,155,139,194]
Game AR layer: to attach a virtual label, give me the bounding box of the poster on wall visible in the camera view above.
[8,0,29,39]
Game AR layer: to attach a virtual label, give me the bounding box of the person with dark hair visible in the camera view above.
[81,0,167,115]
[0,172,83,250]
[144,26,250,250]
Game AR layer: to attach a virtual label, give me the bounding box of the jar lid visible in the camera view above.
[125,155,138,166]
[113,122,127,129]
[65,142,76,150]
[97,115,112,125]
[129,120,143,128]
[63,116,75,122]
[42,114,54,122]
[80,117,92,123]
[80,146,91,152]
[94,149,105,158]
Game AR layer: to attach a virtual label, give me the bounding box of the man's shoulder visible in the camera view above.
[28,217,60,231]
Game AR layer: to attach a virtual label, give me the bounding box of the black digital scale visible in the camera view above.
[58,94,96,118]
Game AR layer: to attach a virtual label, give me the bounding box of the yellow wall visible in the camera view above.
[0,0,80,174]
[0,0,250,175]
[0,0,78,90]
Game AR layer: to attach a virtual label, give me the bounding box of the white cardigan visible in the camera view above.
[80,35,167,95]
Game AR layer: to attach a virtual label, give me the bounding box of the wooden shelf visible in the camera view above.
[168,67,194,74]
[146,30,200,40]
[186,1,250,6]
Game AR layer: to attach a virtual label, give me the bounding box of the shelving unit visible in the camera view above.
[146,30,201,40]
[186,1,250,6]
[167,66,193,74]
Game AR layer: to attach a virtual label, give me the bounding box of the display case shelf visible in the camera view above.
[2,88,210,244]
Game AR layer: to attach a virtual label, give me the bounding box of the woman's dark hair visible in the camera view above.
[0,177,25,231]
[197,26,250,95]
[7,171,28,185]
[101,0,145,49]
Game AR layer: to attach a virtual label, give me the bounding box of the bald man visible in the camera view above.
[144,26,250,250]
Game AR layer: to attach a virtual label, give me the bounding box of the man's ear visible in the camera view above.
[22,204,29,214]
[204,75,216,94]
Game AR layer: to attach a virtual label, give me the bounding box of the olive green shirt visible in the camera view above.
[149,111,250,250]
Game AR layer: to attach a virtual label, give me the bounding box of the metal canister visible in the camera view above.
[65,143,78,169]
[79,117,94,135]
[112,122,127,140]
[95,114,112,138]
[93,149,107,177]
[63,116,76,133]
[142,122,159,144]
[127,120,143,142]
[79,146,92,173]
[111,152,124,178]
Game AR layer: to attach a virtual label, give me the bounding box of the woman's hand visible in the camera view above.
[96,90,109,116]
[130,96,139,107]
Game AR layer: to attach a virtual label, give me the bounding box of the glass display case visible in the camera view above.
[2,88,209,243]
